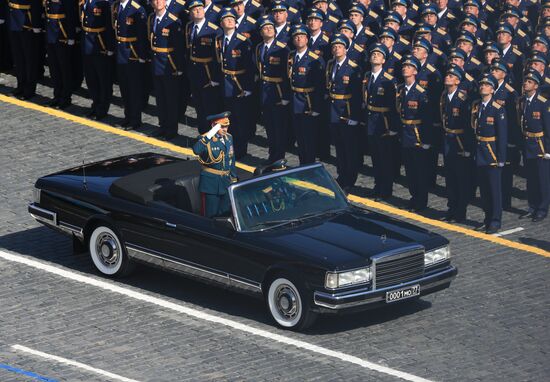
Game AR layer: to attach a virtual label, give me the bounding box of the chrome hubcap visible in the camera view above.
[95,233,119,267]
[276,285,299,320]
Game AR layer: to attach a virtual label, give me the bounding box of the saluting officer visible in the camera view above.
[193,112,238,218]
[289,24,325,165]
[490,59,519,211]
[186,0,222,134]
[113,0,147,130]
[396,55,433,212]
[148,0,184,139]
[518,70,550,222]
[256,15,291,164]
[216,7,254,159]
[440,64,474,222]
[326,33,362,192]
[362,43,398,201]
[472,74,507,234]
[81,0,115,120]
[44,0,77,109]
[7,0,43,100]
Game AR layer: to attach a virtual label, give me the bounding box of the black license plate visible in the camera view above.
[386,285,420,303]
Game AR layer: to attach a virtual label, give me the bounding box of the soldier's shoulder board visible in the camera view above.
[275,40,287,48]
[328,15,339,23]
[426,64,436,72]
[213,5,221,12]
[322,34,330,43]
[364,28,375,37]
[545,77,550,85]
[348,59,358,68]
[247,16,257,24]
[433,47,442,55]
[486,4,494,11]
[353,43,364,52]
[492,101,501,109]
[407,19,415,26]
[458,90,467,100]
[383,72,394,81]
[538,95,548,103]
[465,73,474,81]
[131,1,140,9]
[168,13,178,21]
[369,10,378,18]
[176,0,185,4]
[251,0,261,6]
[416,84,426,93]
[512,47,522,56]
[471,57,481,65]
[236,33,247,41]
[208,22,219,30]
[400,36,410,45]
[505,83,515,93]
[394,51,402,60]
[481,22,488,30]
[308,51,319,59]
[288,6,298,14]
[329,3,337,11]
[448,12,456,19]
[517,29,526,37]
[436,27,446,35]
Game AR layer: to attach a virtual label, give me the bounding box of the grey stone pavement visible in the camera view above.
[0,70,549,382]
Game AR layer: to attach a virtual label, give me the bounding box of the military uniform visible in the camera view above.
[397,81,433,211]
[519,91,550,220]
[113,0,147,128]
[363,68,398,199]
[193,130,237,217]
[472,98,507,231]
[308,31,330,59]
[7,0,43,99]
[81,0,115,119]
[255,39,291,163]
[440,88,474,220]
[326,56,362,189]
[244,0,263,20]
[216,30,254,159]
[149,11,185,138]
[44,0,77,107]
[204,2,221,24]
[185,18,222,133]
[500,45,523,91]
[289,48,325,164]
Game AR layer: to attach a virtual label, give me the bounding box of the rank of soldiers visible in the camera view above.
[1,0,550,232]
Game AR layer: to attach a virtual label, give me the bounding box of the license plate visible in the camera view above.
[386,284,420,303]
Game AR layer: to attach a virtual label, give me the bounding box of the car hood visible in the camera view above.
[243,208,447,271]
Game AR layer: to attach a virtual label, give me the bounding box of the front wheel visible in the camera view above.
[88,225,134,277]
[266,277,317,331]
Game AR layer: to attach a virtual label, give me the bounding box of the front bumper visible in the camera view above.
[313,265,457,311]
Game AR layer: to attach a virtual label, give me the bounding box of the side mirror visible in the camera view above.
[213,216,236,231]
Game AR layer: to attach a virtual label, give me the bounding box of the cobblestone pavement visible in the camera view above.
[0,70,549,381]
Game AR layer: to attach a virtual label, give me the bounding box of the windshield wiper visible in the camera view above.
[253,218,302,230]
[298,208,346,221]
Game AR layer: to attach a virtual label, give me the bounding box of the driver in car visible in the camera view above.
[193,111,238,217]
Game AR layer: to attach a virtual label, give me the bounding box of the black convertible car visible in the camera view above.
[29,153,457,330]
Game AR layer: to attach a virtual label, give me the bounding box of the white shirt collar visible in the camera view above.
[355,25,363,36]
[482,98,491,108]
[156,9,167,21]
[264,39,274,49]
[236,14,245,27]
[275,24,286,36]
[194,18,206,33]
[501,44,511,56]
[448,88,457,101]
[336,57,346,66]
[310,31,322,43]
[371,68,383,82]
[496,80,505,92]
[295,49,307,61]
[224,31,234,41]
[120,0,130,10]
[526,93,536,103]
[204,2,211,12]
[405,82,414,93]
[437,8,447,19]
[243,0,249,6]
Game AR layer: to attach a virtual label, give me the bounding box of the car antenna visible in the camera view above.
[82,160,88,191]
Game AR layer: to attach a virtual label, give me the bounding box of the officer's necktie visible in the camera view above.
[332,63,340,80]
[262,44,268,63]
[479,102,486,118]
[154,17,160,33]
[192,24,199,41]
[118,3,123,16]
[294,54,300,68]
[368,74,375,94]
[223,37,229,54]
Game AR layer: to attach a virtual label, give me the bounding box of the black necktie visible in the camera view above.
[332,63,340,80]
[192,24,199,40]
[223,37,229,53]
[154,17,160,33]
[368,74,375,94]
[118,3,123,15]
[479,103,486,118]
[294,54,300,68]
[262,44,268,63]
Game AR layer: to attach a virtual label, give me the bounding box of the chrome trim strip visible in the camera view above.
[58,221,84,239]
[125,243,262,293]
[371,244,425,290]
[313,267,456,310]
[29,204,57,225]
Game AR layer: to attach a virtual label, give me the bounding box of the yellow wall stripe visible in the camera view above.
[1,94,548,258]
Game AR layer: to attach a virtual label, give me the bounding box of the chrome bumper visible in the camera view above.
[28,203,83,239]
[314,266,458,310]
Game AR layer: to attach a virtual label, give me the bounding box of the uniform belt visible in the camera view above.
[152,46,174,53]
[222,68,246,75]
[191,56,213,63]
[477,136,496,142]
[367,105,390,112]
[8,2,31,10]
[401,119,422,125]
[445,128,464,134]
[330,93,352,100]
[261,75,283,83]
[117,36,137,42]
[524,131,544,138]
[202,166,230,176]
[82,26,106,33]
[46,13,66,19]
[292,86,315,93]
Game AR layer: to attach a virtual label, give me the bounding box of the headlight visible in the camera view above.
[325,267,372,289]
[32,187,41,204]
[424,246,451,266]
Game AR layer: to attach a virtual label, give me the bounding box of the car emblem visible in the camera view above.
[380,234,387,244]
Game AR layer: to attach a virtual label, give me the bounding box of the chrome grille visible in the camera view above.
[373,250,425,289]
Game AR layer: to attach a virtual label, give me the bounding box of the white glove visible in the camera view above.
[388,130,398,136]
[67,39,75,46]
[138,59,145,63]
[544,153,550,160]
[106,51,114,56]
[243,90,252,96]
[497,162,505,167]
[210,81,219,87]
[421,144,431,149]
[32,28,41,33]
[311,111,320,117]
[206,123,221,139]
[176,71,183,75]
[347,119,358,126]
[0,19,5,25]
[280,100,289,106]
[463,151,471,157]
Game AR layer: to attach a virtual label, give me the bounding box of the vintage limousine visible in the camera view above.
[29,153,457,330]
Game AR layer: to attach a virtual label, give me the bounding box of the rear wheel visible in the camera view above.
[266,276,317,331]
[88,225,134,277]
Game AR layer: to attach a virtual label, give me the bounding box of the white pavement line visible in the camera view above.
[0,250,434,382]
[12,344,140,382]
[493,227,525,237]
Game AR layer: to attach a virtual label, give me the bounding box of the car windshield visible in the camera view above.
[231,165,349,231]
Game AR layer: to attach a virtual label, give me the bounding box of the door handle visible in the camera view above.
[165,222,177,229]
